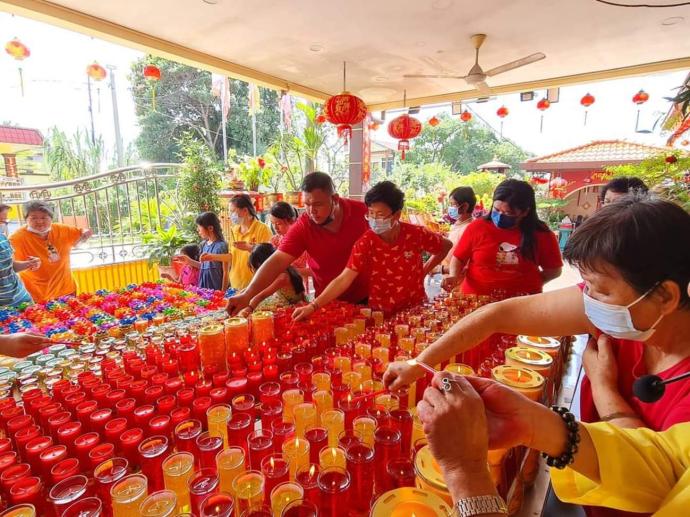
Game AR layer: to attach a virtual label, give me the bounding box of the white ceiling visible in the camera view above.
[7,0,690,107]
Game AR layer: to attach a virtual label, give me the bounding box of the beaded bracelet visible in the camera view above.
[541,406,581,469]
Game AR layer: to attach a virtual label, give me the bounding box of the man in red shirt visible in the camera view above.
[227,172,370,314]
[292,181,452,320]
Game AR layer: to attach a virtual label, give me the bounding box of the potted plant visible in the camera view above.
[237,155,273,192]
[143,225,191,278]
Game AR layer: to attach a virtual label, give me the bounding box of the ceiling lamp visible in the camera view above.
[324,62,368,143]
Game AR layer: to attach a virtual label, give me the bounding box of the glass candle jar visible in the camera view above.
[139,489,178,517]
[345,443,374,514]
[138,435,170,492]
[48,474,90,516]
[225,317,250,354]
[232,470,265,516]
[61,497,103,517]
[251,312,275,345]
[260,454,289,499]
[227,413,253,456]
[188,468,220,516]
[352,417,376,448]
[247,430,273,471]
[174,419,203,458]
[111,473,148,517]
[217,447,246,496]
[320,410,344,448]
[373,427,402,494]
[270,481,303,517]
[281,390,304,424]
[162,452,194,514]
[207,405,232,448]
[94,457,129,515]
[281,438,309,481]
[319,447,346,470]
[292,404,317,439]
[317,467,351,517]
[199,324,227,375]
[199,491,235,517]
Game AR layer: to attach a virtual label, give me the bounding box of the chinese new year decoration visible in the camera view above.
[387,90,422,160]
[5,38,30,96]
[324,62,367,143]
[428,116,440,127]
[460,110,472,122]
[529,176,549,185]
[315,114,327,125]
[536,98,550,133]
[580,93,595,126]
[143,64,162,110]
[496,106,509,136]
[632,89,649,131]
[86,62,107,81]
[549,176,569,199]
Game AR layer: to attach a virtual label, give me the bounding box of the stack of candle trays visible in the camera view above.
[0,292,570,516]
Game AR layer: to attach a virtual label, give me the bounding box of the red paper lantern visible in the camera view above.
[580,93,595,108]
[324,92,367,142]
[536,98,551,111]
[460,110,472,122]
[428,116,440,127]
[388,114,422,160]
[496,106,509,118]
[632,90,649,105]
[5,38,30,60]
[257,158,266,169]
[682,140,689,146]
[86,62,107,81]
[143,65,161,81]
[369,122,380,131]
[315,114,327,125]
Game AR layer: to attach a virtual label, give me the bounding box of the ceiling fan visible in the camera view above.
[404,34,545,95]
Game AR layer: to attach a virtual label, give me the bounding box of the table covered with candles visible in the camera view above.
[0,283,574,516]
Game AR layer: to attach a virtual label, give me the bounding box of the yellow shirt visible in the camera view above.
[229,219,272,290]
[551,422,690,516]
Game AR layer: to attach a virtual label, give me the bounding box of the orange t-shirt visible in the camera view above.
[9,223,83,303]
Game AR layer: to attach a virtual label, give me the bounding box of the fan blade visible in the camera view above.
[485,52,546,77]
[403,74,466,79]
[475,81,491,95]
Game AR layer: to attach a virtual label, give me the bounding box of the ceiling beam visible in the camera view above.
[0,0,332,102]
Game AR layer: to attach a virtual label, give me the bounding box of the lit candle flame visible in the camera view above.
[517,370,522,380]
[347,393,352,403]
[270,457,275,468]
[331,448,337,459]
[294,438,300,447]
[309,464,316,477]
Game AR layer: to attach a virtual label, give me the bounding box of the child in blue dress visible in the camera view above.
[179,212,228,291]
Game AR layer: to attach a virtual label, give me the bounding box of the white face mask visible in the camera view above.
[27,224,51,236]
[583,285,664,341]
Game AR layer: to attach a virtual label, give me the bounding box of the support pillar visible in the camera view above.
[348,117,372,200]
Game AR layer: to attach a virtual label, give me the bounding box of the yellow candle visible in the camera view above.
[353,362,372,382]
[224,317,249,353]
[399,337,415,354]
[362,379,384,394]
[415,342,429,355]
[375,334,391,347]
[232,470,265,515]
[414,328,427,344]
[217,446,246,496]
[372,311,384,327]
[270,481,304,517]
[353,416,376,447]
[360,307,372,318]
[333,356,351,373]
[311,372,331,392]
[370,487,452,516]
[375,393,399,412]
[281,438,310,480]
[517,335,562,359]
[394,324,410,338]
[413,447,453,507]
[408,315,422,327]
[372,347,390,369]
[138,489,178,517]
[320,409,344,447]
[443,363,475,376]
[198,324,226,373]
[491,365,545,402]
[0,506,35,517]
[391,501,440,517]
[505,346,554,376]
[345,323,359,340]
[334,327,349,346]
[319,446,346,470]
[207,404,232,448]
[342,371,362,390]
[111,474,148,517]
[354,343,372,359]
[293,403,317,438]
[162,452,194,514]
[313,390,333,423]
[353,318,367,334]
[251,311,274,345]
[282,389,304,423]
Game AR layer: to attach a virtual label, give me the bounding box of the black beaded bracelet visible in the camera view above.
[541,406,581,469]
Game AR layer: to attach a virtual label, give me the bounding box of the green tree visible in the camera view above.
[178,134,222,215]
[44,127,104,181]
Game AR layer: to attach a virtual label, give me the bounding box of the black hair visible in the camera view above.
[449,186,477,214]
[484,179,549,262]
[364,181,405,213]
[300,172,335,195]
[0,204,10,212]
[249,243,305,296]
[195,211,226,242]
[23,200,54,219]
[600,176,649,203]
[270,201,299,221]
[564,195,690,308]
[230,194,259,220]
[179,244,200,261]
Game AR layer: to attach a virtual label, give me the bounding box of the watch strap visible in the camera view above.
[453,495,508,516]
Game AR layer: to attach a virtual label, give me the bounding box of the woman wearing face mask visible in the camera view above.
[269,201,309,278]
[385,197,690,514]
[442,186,476,274]
[292,181,452,321]
[9,201,92,303]
[442,179,562,297]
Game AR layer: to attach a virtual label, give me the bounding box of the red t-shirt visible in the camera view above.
[347,222,445,315]
[279,198,369,303]
[452,218,562,296]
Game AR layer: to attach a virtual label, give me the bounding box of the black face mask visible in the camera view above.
[318,200,336,226]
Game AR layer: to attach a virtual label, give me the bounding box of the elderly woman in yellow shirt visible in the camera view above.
[417,371,690,516]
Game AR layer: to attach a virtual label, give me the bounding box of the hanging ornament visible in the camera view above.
[315,114,327,125]
[460,110,472,122]
[536,98,550,133]
[324,62,367,143]
[681,140,689,146]
[368,121,380,131]
[143,64,162,110]
[496,106,509,137]
[428,116,440,127]
[5,38,30,97]
[580,93,595,126]
[387,91,422,160]
[632,89,649,131]
[86,62,107,81]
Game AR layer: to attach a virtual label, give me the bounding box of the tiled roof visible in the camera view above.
[0,126,44,146]
[525,140,670,164]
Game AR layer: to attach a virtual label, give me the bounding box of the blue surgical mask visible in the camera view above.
[368,217,395,235]
[583,286,664,341]
[230,213,240,225]
[448,206,459,219]
[491,210,518,229]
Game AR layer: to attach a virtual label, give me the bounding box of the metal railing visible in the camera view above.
[0,163,184,266]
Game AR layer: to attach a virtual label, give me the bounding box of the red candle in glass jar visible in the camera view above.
[24,435,53,472]
[0,406,23,436]
[14,425,40,459]
[210,387,229,405]
[196,431,224,471]
[148,415,172,439]
[129,380,148,404]
[337,397,361,431]
[199,492,234,517]
[261,453,290,497]
[38,402,62,430]
[0,451,18,479]
[270,421,295,454]
[192,397,213,426]
[258,382,281,405]
[345,443,374,514]
[195,379,213,397]
[119,428,144,467]
[50,457,81,484]
[225,377,248,399]
[178,342,200,373]
[373,426,401,493]
[170,407,191,428]
[295,463,320,507]
[156,394,176,415]
[304,427,328,464]
[28,396,51,418]
[317,467,351,517]
[188,467,220,516]
[366,407,390,428]
[88,442,115,471]
[247,430,273,470]
[177,387,195,407]
[144,385,165,405]
[115,376,134,393]
[331,384,349,406]
[52,380,72,403]
[8,476,44,511]
[280,371,299,392]
[74,432,100,470]
[164,377,183,395]
[184,369,199,388]
[7,414,33,440]
[38,444,68,479]
[0,462,30,497]
[75,400,98,429]
[212,372,230,388]
[140,365,157,380]
[91,384,111,406]
[163,358,179,376]
[93,456,128,516]
[48,473,90,516]
[263,364,279,382]
[57,421,83,453]
[247,371,263,399]
[389,409,413,455]
[138,435,169,491]
[294,363,313,386]
[133,405,156,429]
[105,389,127,408]
[174,419,203,457]
[150,372,169,387]
[226,413,253,455]
[115,398,136,425]
[231,394,256,421]
[62,496,104,517]
[47,412,71,439]
[277,351,293,372]
[89,408,113,437]
[259,400,283,434]
[386,457,416,488]
[0,437,11,455]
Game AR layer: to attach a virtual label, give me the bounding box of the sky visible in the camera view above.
[1,11,688,162]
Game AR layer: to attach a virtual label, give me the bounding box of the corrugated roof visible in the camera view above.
[0,126,44,146]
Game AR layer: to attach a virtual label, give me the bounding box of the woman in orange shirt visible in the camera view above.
[9,201,92,303]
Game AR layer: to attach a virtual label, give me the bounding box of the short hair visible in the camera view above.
[300,172,335,195]
[364,181,405,213]
[564,195,690,308]
[179,244,200,262]
[0,204,10,212]
[270,201,298,221]
[600,176,648,203]
[23,201,54,219]
[449,187,477,214]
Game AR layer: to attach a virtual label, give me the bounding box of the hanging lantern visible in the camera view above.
[315,114,327,125]
[496,106,509,137]
[580,93,595,126]
[5,38,30,97]
[536,98,550,133]
[460,110,472,122]
[665,155,678,164]
[388,113,422,160]
[632,89,649,132]
[324,62,367,143]
[682,140,689,146]
[86,62,107,81]
[143,64,162,110]
[368,121,380,131]
[428,116,440,127]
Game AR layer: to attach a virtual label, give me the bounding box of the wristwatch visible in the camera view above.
[453,495,508,516]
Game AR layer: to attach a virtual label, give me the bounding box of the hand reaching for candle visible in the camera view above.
[0,332,52,358]
[382,360,425,392]
[291,303,316,322]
